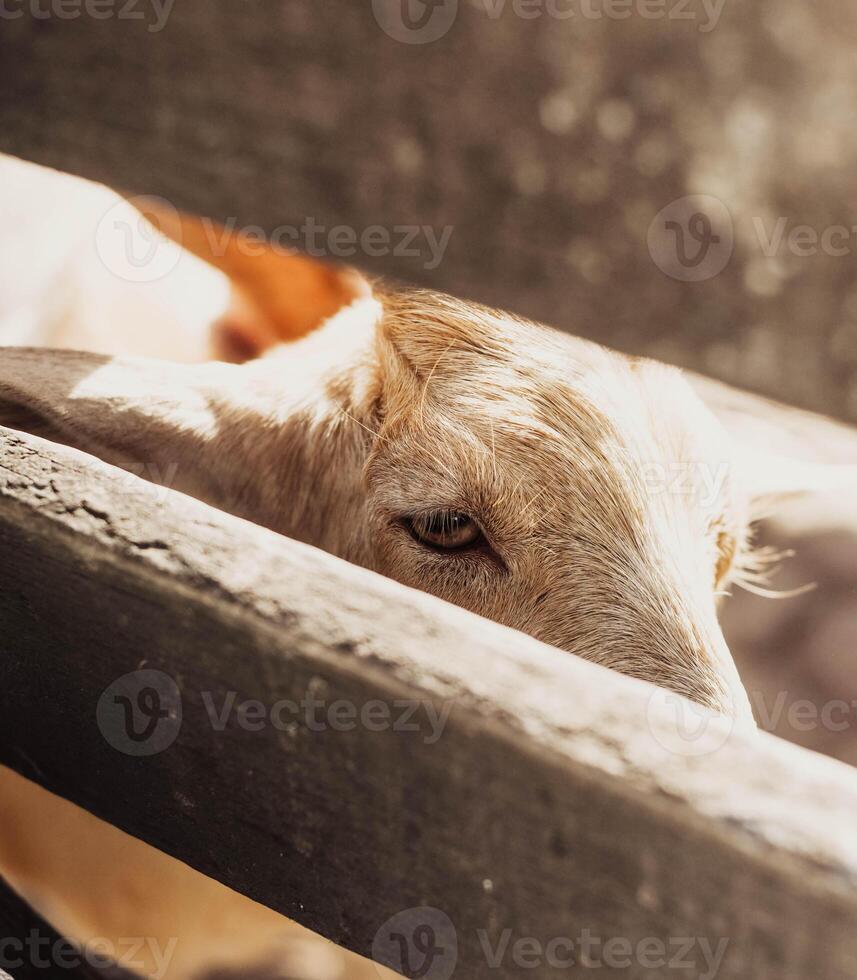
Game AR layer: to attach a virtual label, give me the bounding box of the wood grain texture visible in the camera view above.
[1,426,857,978]
[3,0,857,421]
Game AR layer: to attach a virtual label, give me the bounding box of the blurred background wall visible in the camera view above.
[4,0,857,420]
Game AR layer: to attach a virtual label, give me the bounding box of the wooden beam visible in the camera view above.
[1,426,857,978]
[2,0,856,422]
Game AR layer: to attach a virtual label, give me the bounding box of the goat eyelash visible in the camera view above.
[398,511,507,570]
[402,510,483,551]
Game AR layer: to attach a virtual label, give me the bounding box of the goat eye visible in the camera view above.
[405,511,483,551]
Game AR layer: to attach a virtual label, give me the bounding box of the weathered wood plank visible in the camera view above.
[1,425,857,978]
[2,0,857,421]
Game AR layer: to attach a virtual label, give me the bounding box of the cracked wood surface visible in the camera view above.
[1,426,857,978]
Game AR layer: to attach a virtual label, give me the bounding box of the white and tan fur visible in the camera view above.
[0,291,755,712]
[0,158,851,979]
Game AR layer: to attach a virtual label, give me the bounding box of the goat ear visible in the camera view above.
[736,448,857,508]
[689,372,857,504]
[0,348,246,506]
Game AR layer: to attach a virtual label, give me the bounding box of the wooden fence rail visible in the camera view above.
[1,426,857,978]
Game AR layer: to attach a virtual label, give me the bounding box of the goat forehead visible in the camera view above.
[426,356,715,486]
[379,317,737,531]
[380,412,702,556]
[428,331,698,441]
